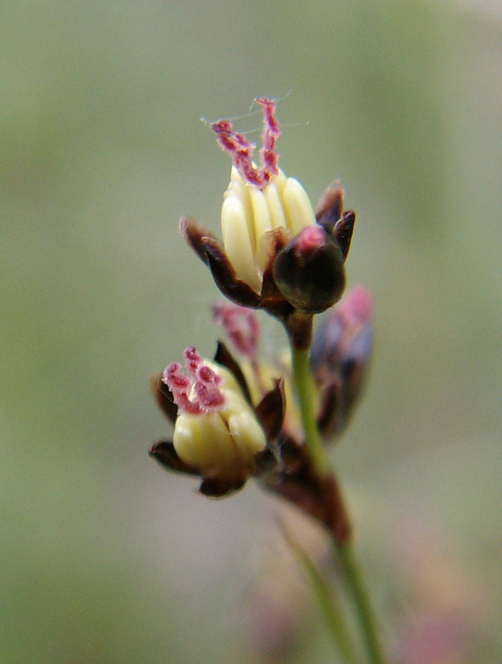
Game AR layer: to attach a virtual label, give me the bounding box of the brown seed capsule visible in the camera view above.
[272,225,346,313]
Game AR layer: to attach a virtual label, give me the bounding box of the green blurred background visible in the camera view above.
[1,1,501,662]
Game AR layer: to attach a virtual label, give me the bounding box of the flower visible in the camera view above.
[167,347,265,471]
[149,345,285,497]
[149,321,353,539]
[310,286,374,438]
[180,98,356,327]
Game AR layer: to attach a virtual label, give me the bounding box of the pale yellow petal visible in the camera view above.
[271,169,287,194]
[282,177,316,236]
[230,165,244,184]
[227,410,267,463]
[221,194,261,292]
[249,187,272,271]
[226,180,254,248]
[264,182,287,230]
[174,412,237,473]
[201,412,239,473]
[173,412,207,468]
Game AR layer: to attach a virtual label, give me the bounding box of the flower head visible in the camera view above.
[150,344,285,497]
[150,318,354,539]
[180,99,356,326]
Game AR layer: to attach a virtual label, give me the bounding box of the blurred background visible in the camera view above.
[1,1,501,662]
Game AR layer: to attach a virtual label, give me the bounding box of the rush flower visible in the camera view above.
[181,98,356,330]
[310,286,374,439]
[149,345,285,497]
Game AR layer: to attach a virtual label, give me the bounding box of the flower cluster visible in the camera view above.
[150,99,373,542]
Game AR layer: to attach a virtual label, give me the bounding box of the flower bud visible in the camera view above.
[272,225,346,313]
[310,286,373,437]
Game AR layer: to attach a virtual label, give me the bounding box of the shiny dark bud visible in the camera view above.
[272,225,346,313]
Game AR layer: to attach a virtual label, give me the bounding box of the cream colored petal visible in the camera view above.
[282,177,316,236]
[271,169,287,194]
[227,180,254,246]
[227,410,267,463]
[221,194,261,293]
[257,230,279,274]
[173,412,208,468]
[202,412,240,473]
[249,187,273,271]
[174,412,237,474]
[222,391,255,427]
[239,360,279,406]
[264,182,287,230]
[230,165,244,184]
[238,361,263,406]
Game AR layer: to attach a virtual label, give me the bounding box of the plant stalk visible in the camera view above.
[336,542,386,664]
[291,346,329,477]
[281,525,358,664]
[290,343,386,664]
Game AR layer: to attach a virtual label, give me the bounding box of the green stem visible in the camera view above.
[290,341,386,664]
[337,543,386,664]
[281,526,359,664]
[291,346,329,477]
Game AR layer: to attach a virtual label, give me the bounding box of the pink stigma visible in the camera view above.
[211,97,280,188]
[212,303,260,359]
[162,346,225,414]
[296,225,327,253]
